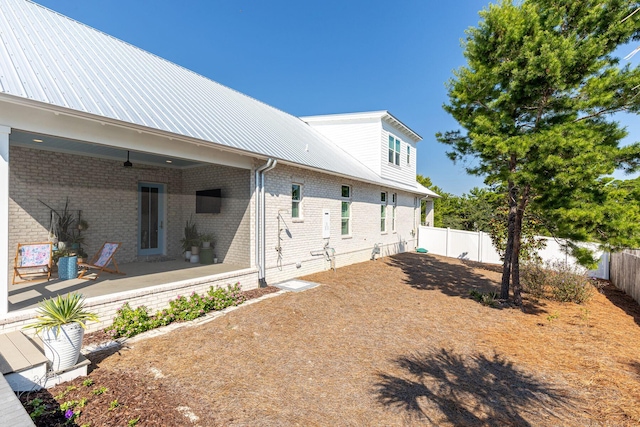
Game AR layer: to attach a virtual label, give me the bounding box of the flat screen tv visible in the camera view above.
[196,189,221,214]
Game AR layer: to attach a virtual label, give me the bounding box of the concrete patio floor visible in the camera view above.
[9,259,247,312]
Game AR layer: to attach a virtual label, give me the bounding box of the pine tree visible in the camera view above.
[437,0,640,304]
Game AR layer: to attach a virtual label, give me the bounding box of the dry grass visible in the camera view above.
[69,253,640,425]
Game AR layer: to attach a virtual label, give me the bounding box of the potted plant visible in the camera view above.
[71,212,89,262]
[180,217,199,257]
[40,199,88,254]
[200,233,214,249]
[26,293,98,371]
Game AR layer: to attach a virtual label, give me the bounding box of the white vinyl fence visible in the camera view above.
[417,226,610,280]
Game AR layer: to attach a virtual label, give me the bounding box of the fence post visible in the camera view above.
[478,231,483,263]
[446,228,450,258]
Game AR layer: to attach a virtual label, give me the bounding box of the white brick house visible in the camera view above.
[0,0,437,329]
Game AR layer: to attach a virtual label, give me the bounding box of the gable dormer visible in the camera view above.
[301,111,421,186]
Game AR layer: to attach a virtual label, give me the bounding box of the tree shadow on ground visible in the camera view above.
[626,360,640,377]
[599,283,640,328]
[388,253,499,298]
[461,259,504,274]
[388,253,549,315]
[373,349,573,426]
[85,344,125,374]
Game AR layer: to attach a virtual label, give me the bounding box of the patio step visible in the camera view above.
[0,331,48,392]
[0,332,42,426]
[0,331,91,392]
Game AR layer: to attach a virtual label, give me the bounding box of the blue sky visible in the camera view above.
[35,0,639,195]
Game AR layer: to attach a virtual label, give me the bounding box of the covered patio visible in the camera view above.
[1,97,261,331]
[3,258,258,334]
[9,259,249,312]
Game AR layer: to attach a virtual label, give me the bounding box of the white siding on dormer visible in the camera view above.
[304,119,382,175]
[381,121,417,184]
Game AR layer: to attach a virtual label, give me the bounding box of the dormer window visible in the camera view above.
[388,135,401,166]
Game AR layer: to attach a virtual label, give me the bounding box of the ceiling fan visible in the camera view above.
[122,150,170,170]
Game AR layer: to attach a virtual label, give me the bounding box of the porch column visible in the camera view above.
[0,125,10,316]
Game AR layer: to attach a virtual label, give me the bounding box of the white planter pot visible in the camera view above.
[202,241,211,248]
[190,254,200,263]
[191,246,200,255]
[185,250,192,261]
[41,322,84,371]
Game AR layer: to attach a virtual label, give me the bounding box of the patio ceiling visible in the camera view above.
[9,129,204,169]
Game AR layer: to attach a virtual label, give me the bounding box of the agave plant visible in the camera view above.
[180,216,199,252]
[27,293,99,334]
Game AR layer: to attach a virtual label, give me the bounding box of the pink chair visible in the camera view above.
[12,242,53,285]
[78,242,125,280]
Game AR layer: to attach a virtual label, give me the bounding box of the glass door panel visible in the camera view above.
[138,183,165,256]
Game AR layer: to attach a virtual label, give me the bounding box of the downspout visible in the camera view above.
[255,158,277,287]
[255,159,272,286]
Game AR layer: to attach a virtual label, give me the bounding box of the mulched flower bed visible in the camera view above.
[82,285,281,348]
[19,285,280,427]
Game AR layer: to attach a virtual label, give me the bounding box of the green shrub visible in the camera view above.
[520,262,547,298]
[206,283,246,310]
[106,283,246,338]
[469,289,499,307]
[551,275,593,303]
[27,398,47,420]
[168,294,204,322]
[106,303,155,338]
[521,261,593,304]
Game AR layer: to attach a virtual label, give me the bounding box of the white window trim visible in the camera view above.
[381,191,388,233]
[341,185,352,237]
[391,193,397,232]
[291,183,303,221]
[388,135,401,166]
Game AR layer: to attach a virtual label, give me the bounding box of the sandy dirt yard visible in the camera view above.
[23,253,640,426]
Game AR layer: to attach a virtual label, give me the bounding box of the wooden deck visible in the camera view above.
[0,332,47,375]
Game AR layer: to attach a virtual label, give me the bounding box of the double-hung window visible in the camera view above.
[341,185,351,236]
[380,192,387,232]
[388,135,401,166]
[292,184,302,219]
[407,146,411,165]
[391,193,397,232]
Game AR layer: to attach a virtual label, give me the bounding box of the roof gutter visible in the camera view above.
[255,158,277,287]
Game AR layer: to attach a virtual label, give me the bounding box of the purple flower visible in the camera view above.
[64,409,74,419]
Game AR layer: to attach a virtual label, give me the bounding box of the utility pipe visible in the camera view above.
[260,159,277,285]
[254,158,276,287]
[255,159,272,286]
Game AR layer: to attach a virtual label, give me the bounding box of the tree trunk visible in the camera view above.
[500,179,517,299]
[511,205,523,306]
[511,186,530,306]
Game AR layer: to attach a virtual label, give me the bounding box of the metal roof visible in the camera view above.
[0,0,433,195]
